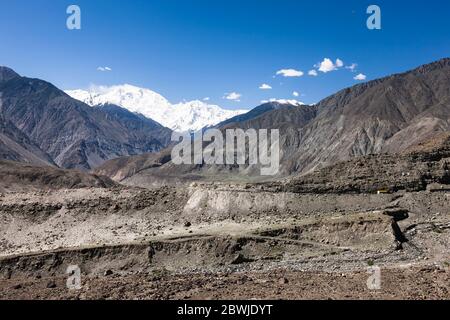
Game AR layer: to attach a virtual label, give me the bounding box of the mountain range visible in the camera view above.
[0,67,172,170]
[1,58,449,179]
[94,58,450,186]
[66,85,248,132]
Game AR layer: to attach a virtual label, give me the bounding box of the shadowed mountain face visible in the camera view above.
[213,102,293,129]
[0,67,20,83]
[0,67,172,170]
[0,113,55,166]
[95,58,450,185]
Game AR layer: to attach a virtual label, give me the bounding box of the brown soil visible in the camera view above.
[1,266,448,300]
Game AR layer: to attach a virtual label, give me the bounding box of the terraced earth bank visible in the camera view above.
[0,135,449,299]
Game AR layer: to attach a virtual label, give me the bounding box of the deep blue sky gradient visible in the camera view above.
[0,0,449,109]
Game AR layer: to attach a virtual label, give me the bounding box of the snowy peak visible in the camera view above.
[169,100,247,132]
[66,84,172,118]
[261,99,305,106]
[66,85,247,132]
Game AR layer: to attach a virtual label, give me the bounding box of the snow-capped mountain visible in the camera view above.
[261,99,305,106]
[169,100,247,132]
[65,84,248,132]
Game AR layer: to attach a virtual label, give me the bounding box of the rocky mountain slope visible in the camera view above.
[212,101,293,129]
[94,149,172,182]
[95,58,450,185]
[219,58,450,175]
[0,114,54,166]
[273,132,450,194]
[66,85,248,132]
[0,160,116,193]
[291,57,450,173]
[0,67,172,170]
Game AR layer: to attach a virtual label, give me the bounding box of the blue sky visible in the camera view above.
[0,0,449,109]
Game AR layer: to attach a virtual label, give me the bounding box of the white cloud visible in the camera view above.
[203,97,210,101]
[224,92,242,102]
[317,59,335,73]
[317,58,344,73]
[354,73,367,81]
[276,69,304,77]
[308,70,318,76]
[259,83,272,90]
[97,66,112,72]
[293,91,299,97]
[346,63,358,72]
